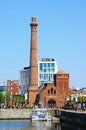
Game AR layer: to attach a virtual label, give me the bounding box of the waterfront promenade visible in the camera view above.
[0,108,57,120]
[0,108,86,126]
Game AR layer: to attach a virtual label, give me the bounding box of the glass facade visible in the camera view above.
[38,58,57,86]
[19,68,29,95]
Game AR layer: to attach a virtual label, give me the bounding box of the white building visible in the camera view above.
[38,58,58,86]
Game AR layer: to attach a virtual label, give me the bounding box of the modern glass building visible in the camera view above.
[38,58,58,86]
[19,67,29,95]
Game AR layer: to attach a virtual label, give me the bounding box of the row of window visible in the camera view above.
[39,69,55,72]
[20,72,29,78]
[48,88,56,95]
[39,63,55,68]
[39,74,54,80]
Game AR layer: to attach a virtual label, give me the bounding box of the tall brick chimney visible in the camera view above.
[28,17,38,105]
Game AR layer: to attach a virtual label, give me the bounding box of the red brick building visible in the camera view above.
[38,70,73,108]
[28,17,73,108]
[7,80,19,96]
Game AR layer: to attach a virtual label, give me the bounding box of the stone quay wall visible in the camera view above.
[60,110,86,126]
[0,109,32,119]
[0,109,56,119]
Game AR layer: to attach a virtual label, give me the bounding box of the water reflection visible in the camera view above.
[0,120,60,130]
[61,122,85,130]
[30,121,61,130]
[0,120,29,130]
[0,120,85,130]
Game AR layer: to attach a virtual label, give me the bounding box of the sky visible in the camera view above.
[0,0,86,88]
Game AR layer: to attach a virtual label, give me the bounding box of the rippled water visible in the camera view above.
[0,120,28,130]
[0,120,60,130]
[0,120,85,130]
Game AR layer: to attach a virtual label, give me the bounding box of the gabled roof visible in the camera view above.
[39,83,56,94]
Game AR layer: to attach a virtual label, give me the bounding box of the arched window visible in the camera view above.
[48,90,50,94]
[48,100,56,108]
[51,88,53,94]
[54,90,56,94]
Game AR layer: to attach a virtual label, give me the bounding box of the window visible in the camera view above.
[54,90,56,94]
[51,88,53,94]
[48,90,50,94]
[51,63,54,67]
[48,63,50,68]
[44,69,46,72]
[44,63,46,68]
[40,63,42,70]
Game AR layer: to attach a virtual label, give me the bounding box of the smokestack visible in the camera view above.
[28,17,38,105]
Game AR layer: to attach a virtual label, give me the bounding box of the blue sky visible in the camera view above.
[0,0,86,88]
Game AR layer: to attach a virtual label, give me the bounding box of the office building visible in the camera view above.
[38,58,57,86]
[19,67,29,95]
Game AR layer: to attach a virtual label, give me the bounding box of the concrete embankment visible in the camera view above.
[60,110,86,126]
[0,109,32,119]
[0,109,58,121]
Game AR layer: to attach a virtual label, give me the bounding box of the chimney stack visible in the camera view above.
[28,17,38,105]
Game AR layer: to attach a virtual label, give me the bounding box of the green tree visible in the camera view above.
[4,93,10,103]
[12,95,25,103]
[78,96,86,102]
[0,93,4,104]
